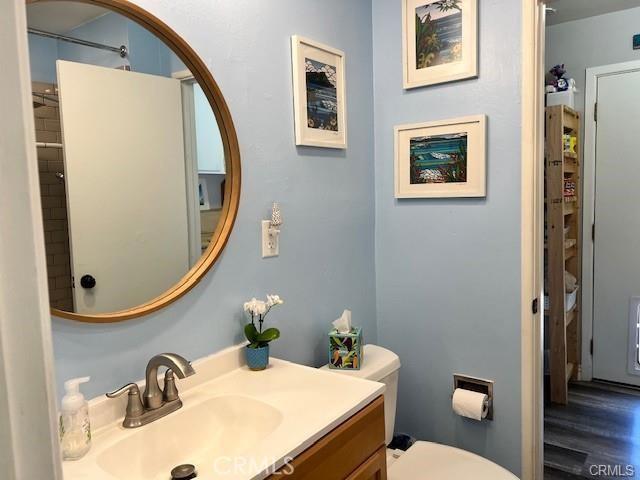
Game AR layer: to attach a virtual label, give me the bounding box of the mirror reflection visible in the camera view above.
[27,1,226,315]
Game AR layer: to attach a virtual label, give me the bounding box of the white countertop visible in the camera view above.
[62,344,385,480]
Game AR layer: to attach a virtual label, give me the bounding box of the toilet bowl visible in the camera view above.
[321,344,518,479]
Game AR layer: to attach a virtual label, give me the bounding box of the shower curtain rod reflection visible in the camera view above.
[27,28,128,58]
[36,142,63,149]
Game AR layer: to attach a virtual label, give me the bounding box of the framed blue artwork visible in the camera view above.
[634,34,640,50]
[291,36,347,149]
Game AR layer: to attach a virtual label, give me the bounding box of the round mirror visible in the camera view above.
[26,0,240,322]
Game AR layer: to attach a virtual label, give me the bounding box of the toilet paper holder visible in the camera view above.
[453,374,494,421]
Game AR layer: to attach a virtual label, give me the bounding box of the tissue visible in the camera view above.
[332,309,352,334]
[329,309,362,370]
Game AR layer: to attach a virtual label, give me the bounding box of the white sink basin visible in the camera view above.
[96,395,282,480]
[63,344,384,480]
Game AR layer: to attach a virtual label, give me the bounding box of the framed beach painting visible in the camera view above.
[394,115,486,198]
[402,0,478,89]
[198,177,210,210]
[291,35,347,149]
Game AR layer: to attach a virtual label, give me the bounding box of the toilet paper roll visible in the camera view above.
[452,388,489,421]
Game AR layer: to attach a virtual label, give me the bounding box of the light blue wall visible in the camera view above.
[169,51,187,75]
[28,12,183,81]
[59,13,129,70]
[51,0,377,402]
[372,0,522,475]
[46,1,526,472]
[126,20,173,76]
[28,34,58,83]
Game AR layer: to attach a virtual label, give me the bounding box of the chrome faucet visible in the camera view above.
[106,353,195,428]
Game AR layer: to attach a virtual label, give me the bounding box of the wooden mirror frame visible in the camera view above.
[30,0,242,323]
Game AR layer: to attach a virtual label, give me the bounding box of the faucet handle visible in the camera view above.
[106,383,145,427]
[163,370,179,403]
[106,383,139,399]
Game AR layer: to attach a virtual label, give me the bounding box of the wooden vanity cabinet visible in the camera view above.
[268,396,386,480]
[345,446,387,480]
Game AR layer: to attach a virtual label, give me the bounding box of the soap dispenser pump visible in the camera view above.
[60,376,91,460]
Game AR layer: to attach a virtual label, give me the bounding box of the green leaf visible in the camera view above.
[255,328,280,343]
[244,323,258,343]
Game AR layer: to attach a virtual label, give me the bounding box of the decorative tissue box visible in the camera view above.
[328,327,362,370]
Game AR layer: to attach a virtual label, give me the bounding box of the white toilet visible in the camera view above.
[321,344,518,479]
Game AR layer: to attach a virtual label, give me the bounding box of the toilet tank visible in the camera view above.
[320,344,401,445]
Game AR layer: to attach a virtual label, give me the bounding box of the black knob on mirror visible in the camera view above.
[80,274,96,289]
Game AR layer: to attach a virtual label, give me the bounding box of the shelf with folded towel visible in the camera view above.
[543,286,578,315]
[545,104,583,405]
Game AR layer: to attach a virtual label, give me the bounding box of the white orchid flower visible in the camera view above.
[244,298,259,314]
[266,294,284,306]
[254,301,267,316]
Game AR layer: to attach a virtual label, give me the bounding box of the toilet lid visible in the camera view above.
[388,442,518,480]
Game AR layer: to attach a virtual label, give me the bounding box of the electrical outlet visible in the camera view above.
[262,220,279,258]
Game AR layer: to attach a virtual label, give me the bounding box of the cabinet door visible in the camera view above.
[267,396,385,479]
[346,447,387,480]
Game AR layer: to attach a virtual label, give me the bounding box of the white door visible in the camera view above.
[57,60,189,314]
[592,69,640,385]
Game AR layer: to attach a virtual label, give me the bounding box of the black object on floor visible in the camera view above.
[388,433,415,451]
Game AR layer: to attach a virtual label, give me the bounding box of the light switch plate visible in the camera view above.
[262,220,279,258]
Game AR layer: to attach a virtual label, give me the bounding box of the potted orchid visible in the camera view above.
[243,295,283,370]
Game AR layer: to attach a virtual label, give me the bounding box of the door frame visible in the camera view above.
[2,0,549,477]
[582,59,640,381]
[0,0,63,477]
[173,69,203,268]
[521,0,546,478]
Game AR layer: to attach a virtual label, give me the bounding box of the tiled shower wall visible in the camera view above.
[34,81,74,311]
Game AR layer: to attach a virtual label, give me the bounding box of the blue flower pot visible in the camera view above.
[245,345,270,371]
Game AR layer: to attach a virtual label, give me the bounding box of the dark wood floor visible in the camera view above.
[545,381,640,479]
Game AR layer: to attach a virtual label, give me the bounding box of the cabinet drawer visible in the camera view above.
[346,447,387,480]
[268,396,385,479]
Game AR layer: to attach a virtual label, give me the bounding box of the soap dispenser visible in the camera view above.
[60,376,91,460]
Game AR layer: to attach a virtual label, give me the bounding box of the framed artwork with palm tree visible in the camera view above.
[402,0,478,89]
[394,115,486,198]
[291,35,347,149]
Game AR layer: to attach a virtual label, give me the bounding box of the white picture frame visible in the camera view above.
[198,177,210,210]
[291,35,347,149]
[394,115,486,198]
[402,0,478,89]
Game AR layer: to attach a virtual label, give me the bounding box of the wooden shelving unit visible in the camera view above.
[545,105,582,405]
